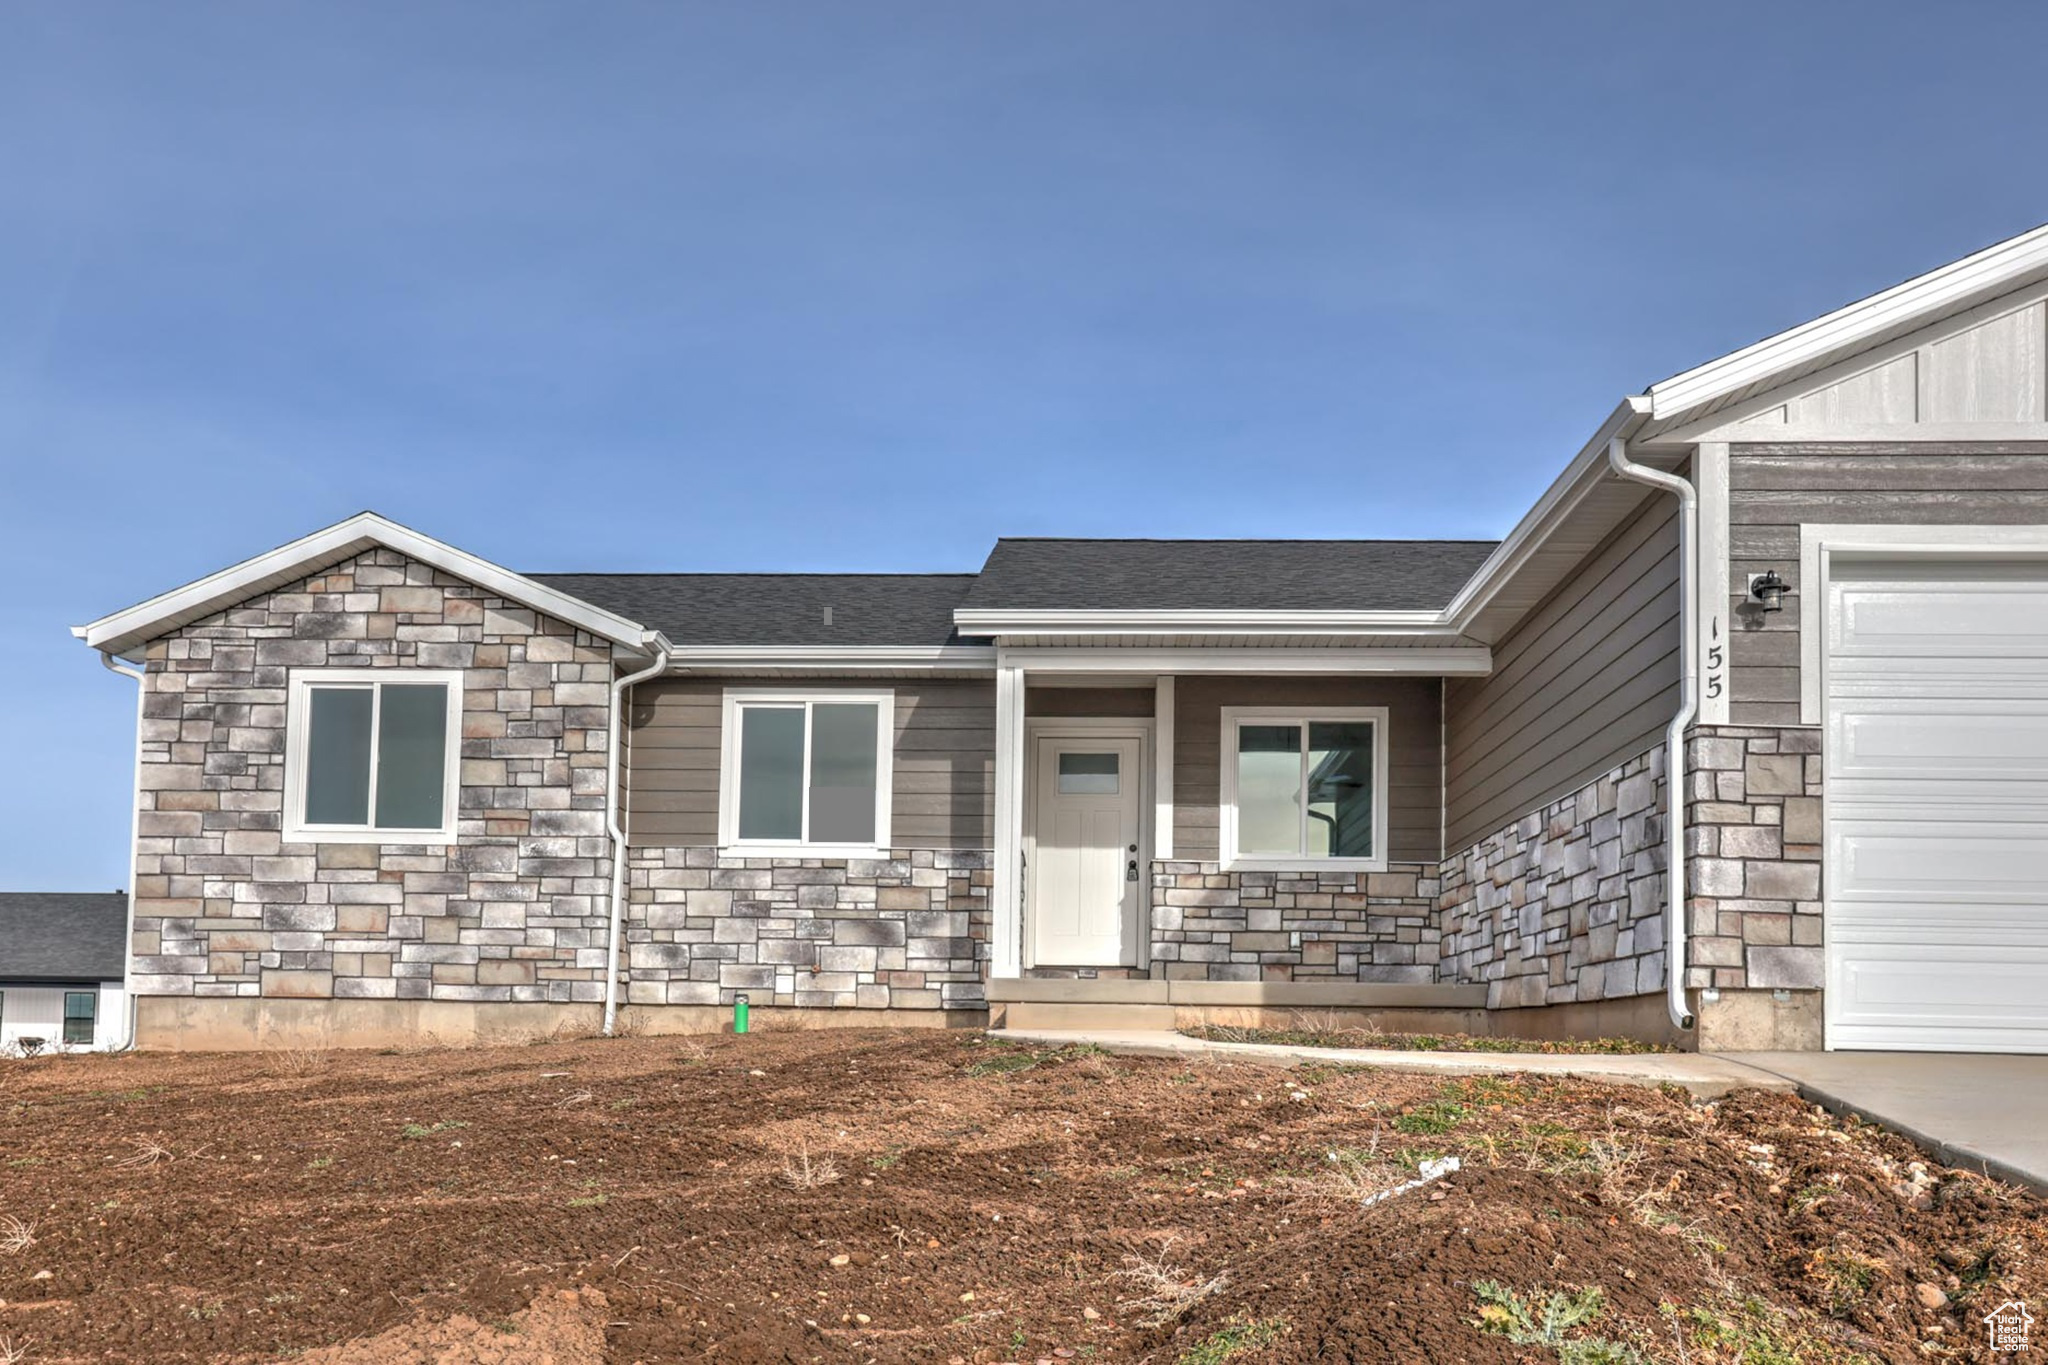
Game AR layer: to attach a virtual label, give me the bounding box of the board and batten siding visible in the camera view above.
[1171,676,1441,865]
[1444,495,1681,853]
[624,678,994,848]
[1726,441,2048,725]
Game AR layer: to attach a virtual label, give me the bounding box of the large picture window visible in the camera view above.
[284,669,464,844]
[719,690,894,853]
[1219,706,1389,870]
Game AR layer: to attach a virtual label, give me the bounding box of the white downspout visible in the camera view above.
[1605,437,1698,1033]
[602,637,671,1037]
[101,651,146,1051]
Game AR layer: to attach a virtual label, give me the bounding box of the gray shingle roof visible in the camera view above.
[528,574,981,647]
[960,539,1500,612]
[0,893,127,981]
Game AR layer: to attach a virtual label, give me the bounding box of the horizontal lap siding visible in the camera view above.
[1728,443,2048,725]
[625,678,994,847]
[1444,496,1679,852]
[1172,676,1441,864]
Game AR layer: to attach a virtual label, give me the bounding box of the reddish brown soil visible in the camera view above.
[0,1031,2040,1364]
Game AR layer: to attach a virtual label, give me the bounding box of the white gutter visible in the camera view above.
[1604,436,1698,1033]
[100,651,146,1051]
[602,636,672,1037]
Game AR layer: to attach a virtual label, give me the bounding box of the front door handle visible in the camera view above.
[1126,859,1139,882]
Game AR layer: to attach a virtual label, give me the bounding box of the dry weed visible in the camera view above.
[270,1047,329,1078]
[780,1144,841,1190]
[0,1216,34,1256]
[1113,1239,1229,1326]
[0,1334,29,1364]
[115,1138,174,1169]
[554,1090,595,1109]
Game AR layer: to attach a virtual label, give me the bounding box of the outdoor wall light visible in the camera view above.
[1748,569,1790,613]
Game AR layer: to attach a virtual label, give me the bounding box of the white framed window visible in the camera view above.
[1218,705,1389,871]
[718,689,895,856]
[284,669,464,844]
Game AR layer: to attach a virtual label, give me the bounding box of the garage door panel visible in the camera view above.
[1833,705,2048,783]
[1832,945,2048,1052]
[1831,573,2048,658]
[1833,819,2048,900]
[1827,559,2048,1053]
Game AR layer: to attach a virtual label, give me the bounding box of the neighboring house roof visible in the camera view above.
[0,893,128,982]
[960,538,1500,611]
[530,573,980,647]
[73,512,664,662]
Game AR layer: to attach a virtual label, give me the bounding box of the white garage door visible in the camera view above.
[1826,559,2048,1052]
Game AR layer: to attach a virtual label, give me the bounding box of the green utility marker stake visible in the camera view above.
[733,993,750,1035]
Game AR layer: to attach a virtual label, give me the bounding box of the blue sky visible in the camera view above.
[4,2,2046,888]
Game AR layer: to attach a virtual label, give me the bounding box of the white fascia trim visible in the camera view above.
[1440,398,1655,633]
[1798,522,2048,725]
[670,644,997,672]
[952,608,1447,637]
[73,512,657,660]
[1649,223,2048,420]
[995,645,1492,676]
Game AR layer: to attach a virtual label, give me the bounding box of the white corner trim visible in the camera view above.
[75,512,656,660]
[991,664,1026,979]
[715,687,896,853]
[1798,523,2048,724]
[1696,442,1731,725]
[1216,704,1391,873]
[1153,676,1175,861]
[282,668,465,845]
[1651,223,2048,419]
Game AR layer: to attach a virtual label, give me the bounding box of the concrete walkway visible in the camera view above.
[1727,1051,2048,1193]
[999,1027,1795,1099]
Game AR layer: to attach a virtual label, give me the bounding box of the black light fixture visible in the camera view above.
[1749,570,1790,613]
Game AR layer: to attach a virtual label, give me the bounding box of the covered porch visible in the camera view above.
[981,646,1493,1024]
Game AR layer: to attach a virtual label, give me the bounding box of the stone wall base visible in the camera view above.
[1482,992,1696,1050]
[616,1005,985,1035]
[135,996,606,1051]
[1694,989,1824,1051]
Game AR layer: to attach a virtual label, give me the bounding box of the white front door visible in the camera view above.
[1826,559,2048,1052]
[1029,735,1143,966]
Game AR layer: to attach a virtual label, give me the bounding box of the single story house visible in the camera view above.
[0,893,130,1053]
[73,225,2048,1054]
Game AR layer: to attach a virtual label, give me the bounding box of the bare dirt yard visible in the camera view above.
[0,1030,2042,1364]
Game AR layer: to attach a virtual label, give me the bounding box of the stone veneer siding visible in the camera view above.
[130,549,624,1004]
[1436,748,1670,1009]
[1684,725,1825,991]
[1148,863,1441,983]
[623,848,990,1009]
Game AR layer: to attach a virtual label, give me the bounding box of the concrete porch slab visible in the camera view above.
[984,978,1485,1008]
[1001,1027,1795,1099]
[1727,1051,2048,1194]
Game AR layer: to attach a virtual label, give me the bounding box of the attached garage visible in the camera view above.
[1823,556,2048,1052]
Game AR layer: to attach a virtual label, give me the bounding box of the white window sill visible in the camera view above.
[1221,856,1389,874]
[720,843,890,861]
[284,827,459,846]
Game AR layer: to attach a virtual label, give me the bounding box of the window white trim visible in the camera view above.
[283,668,464,845]
[1798,524,2048,724]
[717,688,896,856]
[1218,705,1390,872]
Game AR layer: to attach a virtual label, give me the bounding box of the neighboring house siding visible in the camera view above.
[129,548,622,1005]
[624,678,995,849]
[1726,441,2048,725]
[1171,676,1441,865]
[1444,496,1681,852]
